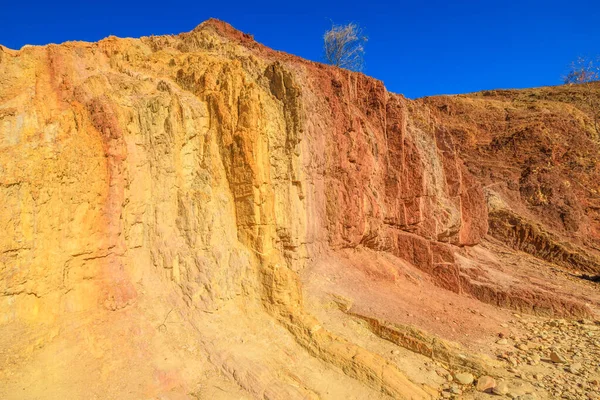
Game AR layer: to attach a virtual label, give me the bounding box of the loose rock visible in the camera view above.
[492,381,509,395]
[550,351,567,363]
[516,343,529,351]
[454,372,474,385]
[449,386,462,394]
[568,362,582,374]
[476,375,496,392]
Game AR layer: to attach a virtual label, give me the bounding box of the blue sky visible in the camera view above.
[2,0,599,98]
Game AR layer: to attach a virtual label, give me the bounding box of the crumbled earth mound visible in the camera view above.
[1,19,600,400]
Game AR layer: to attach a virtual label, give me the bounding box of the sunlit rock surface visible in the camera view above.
[1,19,600,399]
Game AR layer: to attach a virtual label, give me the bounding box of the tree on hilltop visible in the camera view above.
[323,22,367,72]
[564,56,600,137]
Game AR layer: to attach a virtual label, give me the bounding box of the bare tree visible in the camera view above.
[564,56,600,137]
[323,23,367,71]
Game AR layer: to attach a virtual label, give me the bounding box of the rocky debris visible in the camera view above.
[492,317,600,400]
[439,380,466,398]
[440,383,464,399]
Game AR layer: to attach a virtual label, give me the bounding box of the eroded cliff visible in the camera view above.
[2,19,600,399]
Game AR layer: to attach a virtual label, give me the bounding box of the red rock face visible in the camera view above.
[289,66,490,297]
[421,88,600,273]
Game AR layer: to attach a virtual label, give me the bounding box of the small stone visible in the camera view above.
[454,372,474,385]
[476,375,496,392]
[569,362,583,374]
[551,351,567,363]
[516,343,529,351]
[493,381,509,395]
[497,338,508,345]
[520,394,537,400]
[449,386,462,394]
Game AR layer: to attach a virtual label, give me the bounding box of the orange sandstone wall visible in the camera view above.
[0,17,488,340]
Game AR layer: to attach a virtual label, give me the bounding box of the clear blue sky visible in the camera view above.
[2,0,599,98]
